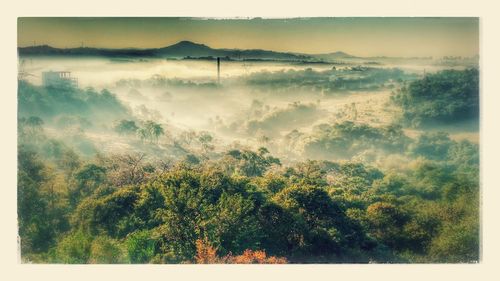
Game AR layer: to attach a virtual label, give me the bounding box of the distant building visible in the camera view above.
[42,71,78,88]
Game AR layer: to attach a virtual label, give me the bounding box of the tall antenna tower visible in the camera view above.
[217,57,220,84]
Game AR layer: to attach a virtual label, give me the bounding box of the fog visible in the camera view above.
[18,56,479,166]
[16,17,481,264]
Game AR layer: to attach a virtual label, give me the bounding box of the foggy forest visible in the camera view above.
[17,18,480,264]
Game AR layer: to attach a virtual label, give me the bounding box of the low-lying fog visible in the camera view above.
[19,56,479,164]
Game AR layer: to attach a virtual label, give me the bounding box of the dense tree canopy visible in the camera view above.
[17,67,479,264]
[17,120,479,263]
[391,68,479,127]
[304,121,409,159]
[18,81,130,124]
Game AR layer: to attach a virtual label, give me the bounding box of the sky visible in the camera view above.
[17,17,479,57]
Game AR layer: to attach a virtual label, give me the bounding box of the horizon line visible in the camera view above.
[17,40,480,59]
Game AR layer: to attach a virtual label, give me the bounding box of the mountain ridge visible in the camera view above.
[18,41,357,61]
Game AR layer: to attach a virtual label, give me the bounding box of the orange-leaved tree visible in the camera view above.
[195,239,287,264]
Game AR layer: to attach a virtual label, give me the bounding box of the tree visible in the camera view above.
[18,116,44,142]
[274,185,366,260]
[18,145,53,254]
[429,216,479,262]
[257,201,303,257]
[89,236,125,263]
[194,239,287,264]
[198,131,214,154]
[178,130,197,146]
[304,121,408,160]
[138,167,265,262]
[409,132,453,160]
[203,192,262,256]
[366,202,409,250]
[225,148,280,177]
[227,249,287,264]
[70,164,107,207]
[150,122,165,143]
[137,127,149,143]
[73,185,140,237]
[99,153,148,187]
[138,121,165,144]
[392,68,479,126]
[53,230,93,263]
[126,230,157,263]
[114,120,139,135]
[428,190,479,263]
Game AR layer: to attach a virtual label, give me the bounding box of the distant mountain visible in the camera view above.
[18,41,331,62]
[156,41,217,57]
[18,45,157,57]
[312,51,359,60]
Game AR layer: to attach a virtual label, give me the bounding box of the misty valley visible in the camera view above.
[17,46,479,263]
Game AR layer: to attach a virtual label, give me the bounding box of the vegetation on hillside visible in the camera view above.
[18,117,479,263]
[391,68,479,127]
[17,66,480,264]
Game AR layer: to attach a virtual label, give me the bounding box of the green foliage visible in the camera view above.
[73,185,140,237]
[392,68,479,126]
[89,236,125,263]
[371,173,409,197]
[285,160,332,187]
[18,145,52,254]
[428,191,479,263]
[126,230,156,263]
[138,121,165,144]
[254,173,288,194]
[366,202,409,250]
[246,102,321,135]
[18,116,45,142]
[151,167,264,261]
[183,154,201,165]
[409,132,453,160]
[70,164,107,207]
[18,80,130,123]
[225,147,281,177]
[304,121,409,159]
[17,121,479,264]
[447,140,479,178]
[197,131,214,153]
[429,216,479,263]
[244,67,415,93]
[257,202,303,256]
[17,64,480,264]
[53,230,93,263]
[204,192,262,255]
[18,144,71,256]
[273,185,369,261]
[114,119,139,135]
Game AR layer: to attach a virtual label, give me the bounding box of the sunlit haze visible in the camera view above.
[18,17,479,57]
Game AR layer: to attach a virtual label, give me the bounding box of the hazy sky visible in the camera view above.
[18,17,479,57]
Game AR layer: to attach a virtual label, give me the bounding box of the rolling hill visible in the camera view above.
[18,40,356,62]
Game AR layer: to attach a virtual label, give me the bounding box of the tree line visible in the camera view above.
[18,118,479,263]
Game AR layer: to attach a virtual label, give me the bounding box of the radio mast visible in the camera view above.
[217,57,220,84]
